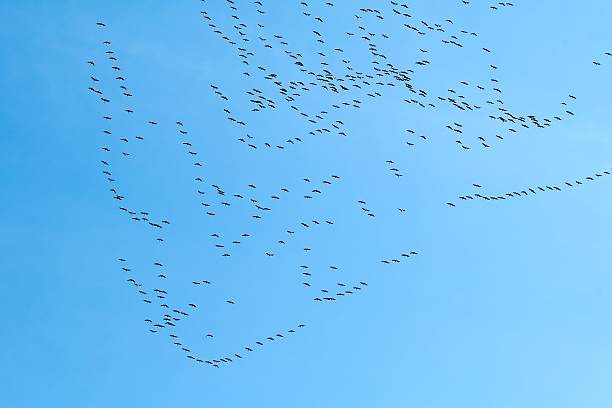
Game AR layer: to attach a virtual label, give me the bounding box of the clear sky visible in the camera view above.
[2,1,612,407]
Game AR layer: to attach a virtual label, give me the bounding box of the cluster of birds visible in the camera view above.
[198,0,590,155]
[447,168,612,206]
[85,1,610,368]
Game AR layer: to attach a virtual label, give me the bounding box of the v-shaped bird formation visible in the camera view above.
[85,1,611,368]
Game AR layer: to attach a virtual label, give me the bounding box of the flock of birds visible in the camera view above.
[85,0,611,368]
[449,168,612,207]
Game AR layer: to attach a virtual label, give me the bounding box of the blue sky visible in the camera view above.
[2,1,612,407]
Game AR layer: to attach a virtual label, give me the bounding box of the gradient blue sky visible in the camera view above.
[2,1,612,407]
